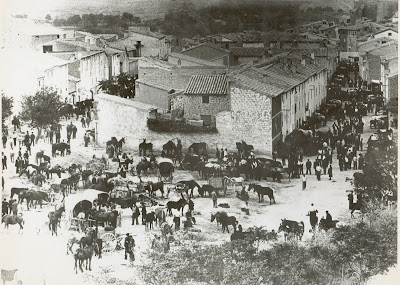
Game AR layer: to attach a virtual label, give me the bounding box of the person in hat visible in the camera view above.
[2,198,9,216]
[124,233,135,261]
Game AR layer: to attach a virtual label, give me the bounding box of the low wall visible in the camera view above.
[95,94,272,156]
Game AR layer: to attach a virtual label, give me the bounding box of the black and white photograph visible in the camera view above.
[0,0,398,284]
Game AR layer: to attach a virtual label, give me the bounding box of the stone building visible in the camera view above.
[125,26,170,59]
[227,58,327,154]
[179,43,233,67]
[183,74,230,126]
[338,26,360,52]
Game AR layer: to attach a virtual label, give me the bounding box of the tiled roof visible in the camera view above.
[169,52,224,66]
[182,43,230,55]
[185,74,228,95]
[231,47,265,57]
[128,27,165,39]
[136,79,176,92]
[108,38,137,51]
[229,60,325,97]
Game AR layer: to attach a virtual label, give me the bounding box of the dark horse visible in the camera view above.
[319,218,339,231]
[136,161,154,176]
[176,180,201,198]
[10,187,28,203]
[139,139,153,156]
[248,184,276,204]
[211,212,237,233]
[167,197,187,216]
[52,142,71,157]
[2,215,24,230]
[74,244,98,274]
[163,140,177,156]
[106,137,125,153]
[48,206,65,236]
[278,219,304,241]
[89,209,118,228]
[188,142,207,156]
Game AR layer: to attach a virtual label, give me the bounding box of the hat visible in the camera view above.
[126,233,130,236]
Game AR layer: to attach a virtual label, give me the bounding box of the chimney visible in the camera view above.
[135,41,142,57]
[301,56,306,66]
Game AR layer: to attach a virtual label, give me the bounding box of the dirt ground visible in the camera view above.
[0,112,396,285]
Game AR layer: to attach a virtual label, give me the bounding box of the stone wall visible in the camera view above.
[95,94,273,156]
[229,84,273,155]
[183,94,230,124]
[135,80,171,110]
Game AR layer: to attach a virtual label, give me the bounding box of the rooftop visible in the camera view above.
[75,31,118,40]
[231,47,265,57]
[185,74,228,95]
[107,38,138,51]
[128,26,165,39]
[169,52,224,66]
[230,59,325,97]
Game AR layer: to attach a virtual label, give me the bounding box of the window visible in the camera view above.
[388,32,392,36]
[201,115,212,126]
[202,95,209,104]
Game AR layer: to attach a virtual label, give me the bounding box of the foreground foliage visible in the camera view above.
[1,93,14,132]
[140,211,397,285]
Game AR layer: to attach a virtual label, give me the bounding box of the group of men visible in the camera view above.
[2,198,23,217]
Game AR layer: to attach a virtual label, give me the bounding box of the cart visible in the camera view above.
[65,189,110,232]
[97,227,126,253]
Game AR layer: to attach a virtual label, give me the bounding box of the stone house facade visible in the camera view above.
[183,74,230,126]
[126,26,170,59]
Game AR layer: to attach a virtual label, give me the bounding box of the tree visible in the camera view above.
[98,73,136,99]
[1,93,14,133]
[45,14,52,21]
[20,88,65,137]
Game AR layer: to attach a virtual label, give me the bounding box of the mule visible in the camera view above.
[176,180,200,198]
[278,219,304,241]
[74,244,98,274]
[2,215,24,230]
[248,184,276,204]
[167,198,187,216]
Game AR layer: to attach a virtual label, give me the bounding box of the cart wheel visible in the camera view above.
[102,233,117,253]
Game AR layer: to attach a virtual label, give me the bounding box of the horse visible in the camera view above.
[144,212,156,230]
[48,206,65,235]
[278,219,304,241]
[89,210,118,228]
[74,244,98,274]
[145,181,165,197]
[248,184,276,204]
[136,161,153,177]
[158,162,174,182]
[10,188,28,203]
[35,150,44,164]
[52,142,71,157]
[176,180,200,198]
[199,184,215,197]
[20,190,49,210]
[188,142,207,156]
[155,208,166,226]
[115,137,125,152]
[139,139,153,156]
[236,141,254,155]
[167,198,187,216]
[19,166,37,179]
[163,140,177,156]
[348,194,363,218]
[230,231,253,241]
[2,215,24,230]
[211,212,236,233]
[48,165,64,179]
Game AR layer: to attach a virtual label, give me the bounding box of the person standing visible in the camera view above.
[352,156,358,170]
[305,159,312,175]
[132,205,140,225]
[49,129,54,144]
[302,174,307,190]
[2,154,7,170]
[55,130,61,144]
[2,134,7,149]
[124,233,135,260]
[316,164,322,181]
[2,199,9,216]
[30,132,35,146]
[141,203,147,225]
[81,117,86,128]
[211,190,218,208]
[328,165,333,180]
[308,203,318,232]
[86,117,91,128]
[12,132,17,148]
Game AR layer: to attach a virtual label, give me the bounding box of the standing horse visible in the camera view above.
[2,215,24,230]
[74,244,98,274]
[139,139,153,156]
[248,184,276,204]
[278,219,304,241]
[89,210,118,228]
[167,198,187,216]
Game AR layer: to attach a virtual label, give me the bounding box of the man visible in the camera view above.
[2,199,9,216]
[2,134,7,149]
[55,131,61,144]
[81,117,86,128]
[316,165,322,181]
[86,117,91,128]
[352,155,358,170]
[24,131,30,146]
[211,190,218,208]
[124,233,135,261]
[308,203,318,232]
[12,132,17,148]
[325,211,333,228]
[2,153,7,170]
[141,204,147,225]
[11,200,18,216]
[358,154,364,170]
[305,159,312,175]
[272,150,277,161]
[49,129,54,144]
[328,165,333,180]
[30,132,35,146]
[132,205,140,225]
[302,174,307,190]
